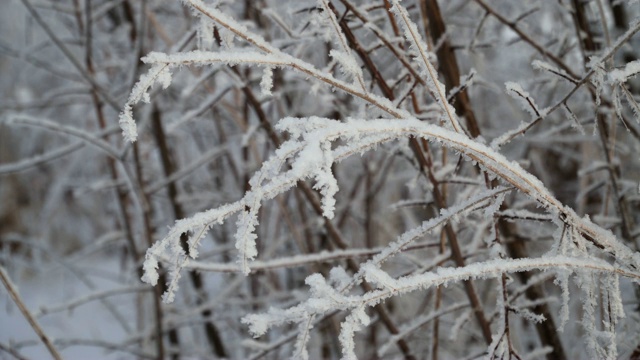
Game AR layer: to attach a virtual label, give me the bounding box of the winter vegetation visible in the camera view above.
[2,0,640,359]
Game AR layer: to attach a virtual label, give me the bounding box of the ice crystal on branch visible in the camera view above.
[112,1,640,358]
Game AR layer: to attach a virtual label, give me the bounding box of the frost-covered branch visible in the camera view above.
[141,116,639,304]
[105,1,640,358]
[244,255,638,357]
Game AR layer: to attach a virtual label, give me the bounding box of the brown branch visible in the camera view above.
[421,0,482,137]
[330,1,493,345]
[473,0,580,81]
[151,106,228,358]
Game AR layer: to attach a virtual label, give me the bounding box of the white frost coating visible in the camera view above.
[497,208,553,222]
[244,255,636,354]
[293,318,313,360]
[329,266,352,288]
[161,265,183,302]
[317,0,349,51]
[118,106,138,143]
[318,0,365,90]
[125,0,417,141]
[118,50,285,143]
[608,59,640,83]
[330,50,363,85]
[108,3,640,355]
[447,69,476,99]
[345,185,513,290]
[260,66,273,96]
[140,201,245,301]
[235,209,260,275]
[339,307,370,360]
[220,28,235,48]
[378,302,467,356]
[532,59,558,73]
[512,307,546,324]
[575,269,600,358]
[141,115,639,303]
[491,82,554,148]
[142,50,283,67]
[242,312,270,338]
[505,82,542,119]
[563,103,586,134]
[141,254,159,285]
[181,247,408,273]
[119,63,172,142]
[198,15,214,50]
[362,263,398,290]
[186,0,272,52]
[314,141,338,218]
[483,192,505,219]
[532,60,575,82]
[243,273,352,337]
[390,0,464,133]
[360,256,624,304]
[588,58,606,107]
[608,274,625,321]
[486,277,507,359]
[619,82,640,123]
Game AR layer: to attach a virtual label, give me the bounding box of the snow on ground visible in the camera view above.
[1,253,143,359]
